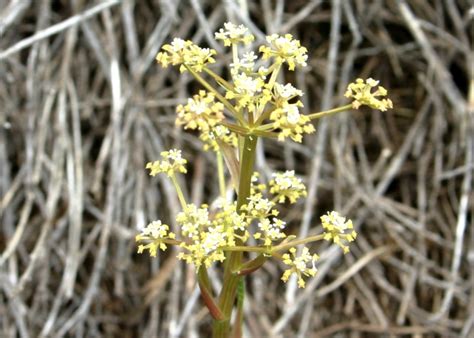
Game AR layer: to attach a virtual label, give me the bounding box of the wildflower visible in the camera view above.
[230,51,258,75]
[156,38,216,73]
[241,193,278,219]
[269,101,315,142]
[215,22,255,46]
[146,149,187,177]
[321,211,357,254]
[226,72,265,109]
[344,78,393,111]
[136,221,176,257]
[269,170,307,203]
[199,125,238,152]
[259,34,308,70]
[254,218,287,246]
[176,204,211,239]
[273,83,303,101]
[212,199,249,246]
[250,172,267,195]
[178,226,227,268]
[281,247,319,288]
[176,91,225,131]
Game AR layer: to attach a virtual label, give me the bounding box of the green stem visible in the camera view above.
[273,234,325,253]
[219,121,249,135]
[170,174,187,209]
[256,104,354,132]
[217,151,226,198]
[204,67,234,91]
[212,135,258,338]
[198,267,225,321]
[307,104,352,120]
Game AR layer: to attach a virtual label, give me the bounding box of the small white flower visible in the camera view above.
[274,83,303,99]
[285,104,301,124]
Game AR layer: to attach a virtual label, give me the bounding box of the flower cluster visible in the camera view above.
[156,38,216,73]
[268,82,315,142]
[154,22,317,147]
[281,247,319,288]
[269,170,307,203]
[137,148,359,288]
[254,218,287,246]
[225,72,266,110]
[241,193,278,219]
[321,211,357,254]
[176,90,225,131]
[269,102,315,142]
[260,34,308,70]
[215,22,255,46]
[345,78,393,111]
[199,125,238,152]
[138,22,390,297]
[136,221,175,257]
[146,149,187,177]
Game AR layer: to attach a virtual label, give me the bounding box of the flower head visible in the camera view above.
[156,38,216,73]
[269,101,315,142]
[269,170,307,203]
[225,72,265,110]
[176,204,211,239]
[230,52,258,76]
[321,211,357,254]
[176,90,225,131]
[136,220,176,257]
[199,125,238,152]
[241,193,278,219]
[146,149,187,177]
[281,247,319,288]
[215,22,255,46]
[254,218,287,246]
[212,199,249,246]
[344,78,393,111]
[273,83,303,101]
[259,34,308,70]
[178,227,227,268]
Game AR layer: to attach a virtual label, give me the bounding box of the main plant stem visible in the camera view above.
[212,135,258,338]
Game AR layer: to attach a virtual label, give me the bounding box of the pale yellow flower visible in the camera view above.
[344,78,393,111]
[215,22,255,46]
[146,149,187,177]
[281,247,318,288]
[269,101,315,142]
[241,193,278,219]
[212,199,249,246]
[273,83,303,101]
[230,51,258,75]
[176,203,211,239]
[136,220,176,257]
[254,218,287,246]
[259,34,308,70]
[178,227,227,268]
[156,38,216,73]
[225,72,265,110]
[269,170,307,203]
[176,90,225,131]
[199,125,238,152]
[250,172,267,195]
[321,211,357,254]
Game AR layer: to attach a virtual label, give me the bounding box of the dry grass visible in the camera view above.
[0,0,472,337]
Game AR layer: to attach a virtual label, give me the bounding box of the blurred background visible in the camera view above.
[0,0,472,337]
